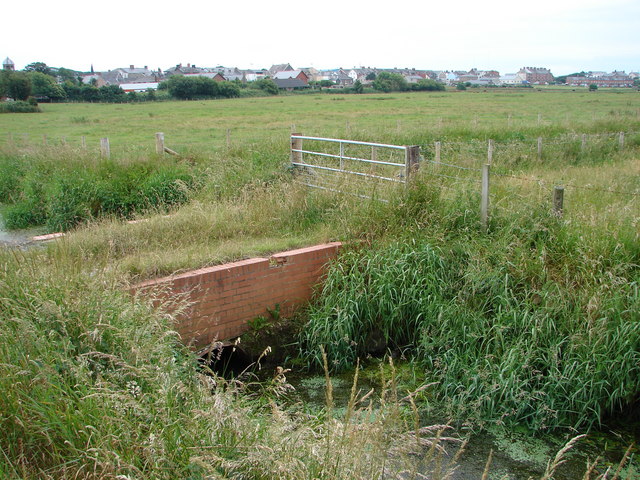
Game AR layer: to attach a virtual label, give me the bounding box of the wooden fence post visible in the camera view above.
[619,131,625,150]
[537,137,543,159]
[345,121,351,136]
[553,186,564,217]
[581,134,587,152]
[61,136,66,145]
[507,113,512,128]
[537,113,542,125]
[487,139,494,165]
[81,136,86,148]
[481,164,490,232]
[291,133,303,167]
[100,138,110,158]
[156,132,165,154]
[371,146,377,162]
[42,135,47,145]
[404,145,420,183]
[435,141,441,164]
[226,129,231,148]
[396,120,401,133]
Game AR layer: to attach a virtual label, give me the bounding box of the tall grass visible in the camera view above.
[300,198,640,431]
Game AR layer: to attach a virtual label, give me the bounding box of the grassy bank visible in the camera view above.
[0,89,638,476]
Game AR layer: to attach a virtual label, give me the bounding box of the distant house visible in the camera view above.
[517,67,554,84]
[163,63,205,77]
[81,74,107,87]
[318,69,353,86]
[272,77,309,91]
[184,72,226,82]
[500,73,521,85]
[3,57,15,71]
[268,63,294,76]
[243,69,268,82]
[120,82,159,92]
[273,70,309,85]
[567,71,633,87]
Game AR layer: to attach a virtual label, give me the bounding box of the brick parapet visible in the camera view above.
[131,242,341,347]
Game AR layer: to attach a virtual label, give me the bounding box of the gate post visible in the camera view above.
[291,133,303,169]
[404,145,420,182]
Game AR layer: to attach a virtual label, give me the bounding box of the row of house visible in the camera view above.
[76,63,562,92]
[4,57,638,91]
[566,71,638,88]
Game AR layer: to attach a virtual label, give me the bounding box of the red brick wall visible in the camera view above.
[132,243,341,347]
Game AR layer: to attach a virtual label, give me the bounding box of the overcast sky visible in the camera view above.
[3,0,639,75]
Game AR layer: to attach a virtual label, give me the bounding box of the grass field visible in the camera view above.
[2,88,639,153]
[0,89,639,478]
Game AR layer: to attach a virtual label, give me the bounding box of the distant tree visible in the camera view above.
[353,79,364,94]
[0,70,9,97]
[456,83,467,91]
[216,81,240,98]
[164,76,199,99]
[372,72,408,92]
[56,67,80,84]
[554,71,586,84]
[411,78,445,91]
[24,62,52,76]
[81,85,100,102]
[99,85,126,102]
[253,78,278,95]
[29,71,66,100]
[588,83,598,91]
[163,75,240,100]
[6,72,32,100]
[145,88,156,100]
[365,72,377,81]
[318,79,334,88]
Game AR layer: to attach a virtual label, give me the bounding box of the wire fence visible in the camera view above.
[3,129,639,229]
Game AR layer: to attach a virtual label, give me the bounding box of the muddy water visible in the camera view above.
[283,369,638,480]
[0,215,45,248]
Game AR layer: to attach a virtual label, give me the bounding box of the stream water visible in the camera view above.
[0,215,45,248]
[282,368,638,480]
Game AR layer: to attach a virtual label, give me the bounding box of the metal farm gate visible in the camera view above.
[290,134,420,201]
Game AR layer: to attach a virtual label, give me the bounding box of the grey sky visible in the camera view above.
[3,0,639,75]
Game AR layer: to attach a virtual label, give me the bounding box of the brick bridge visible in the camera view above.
[132,243,341,348]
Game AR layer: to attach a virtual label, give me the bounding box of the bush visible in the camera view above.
[0,100,41,113]
[302,217,640,431]
[0,155,201,232]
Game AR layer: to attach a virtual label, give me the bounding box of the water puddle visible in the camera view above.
[281,368,638,479]
[0,215,45,248]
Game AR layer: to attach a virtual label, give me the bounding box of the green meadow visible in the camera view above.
[0,88,638,478]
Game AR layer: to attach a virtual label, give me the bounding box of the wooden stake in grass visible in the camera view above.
[156,132,165,154]
[481,164,490,232]
[100,137,110,158]
[81,136,86,148]
[226,129,231,148]
[487,139,494,165]
[537,137,543,159]
[619,131,625,150]
[435,141,441,164]
[405,145,420,183]
[553,186,564,217]
[42,135,47,145]
[581,134,587,153]
[291,133,302,168]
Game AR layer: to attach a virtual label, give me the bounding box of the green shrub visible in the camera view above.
[301,216,640,431]
[0,100,41,113]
